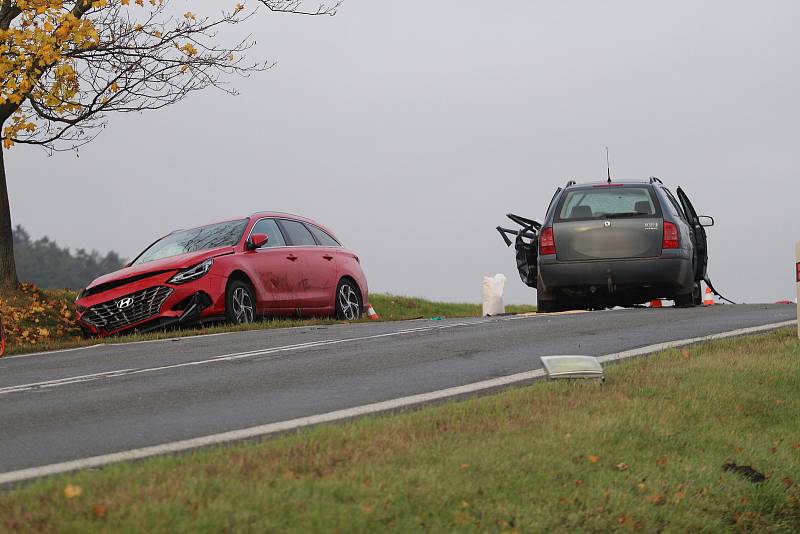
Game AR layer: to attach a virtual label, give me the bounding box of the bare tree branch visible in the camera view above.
[259,0,342,16]
[0,0,341,152]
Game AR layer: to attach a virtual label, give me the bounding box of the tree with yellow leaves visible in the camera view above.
[0,0,340,290]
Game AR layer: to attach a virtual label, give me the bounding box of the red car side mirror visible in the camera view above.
[247,233,269,250]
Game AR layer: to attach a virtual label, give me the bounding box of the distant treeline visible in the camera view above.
[13,226,125,290]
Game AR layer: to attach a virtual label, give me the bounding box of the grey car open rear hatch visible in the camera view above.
[554,218,662,261]
[553,185,663,261]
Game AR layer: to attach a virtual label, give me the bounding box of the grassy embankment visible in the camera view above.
[2,329,799,532]
[0,286,535,356]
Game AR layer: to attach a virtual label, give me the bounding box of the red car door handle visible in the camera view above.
[286,254,298,261]
[322,254,334,261]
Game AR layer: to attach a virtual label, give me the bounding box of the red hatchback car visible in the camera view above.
[75,213,369,337]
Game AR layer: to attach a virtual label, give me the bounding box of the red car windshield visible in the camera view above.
[132,219,248,265]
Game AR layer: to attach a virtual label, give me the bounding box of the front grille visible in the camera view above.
[82,286,173,332]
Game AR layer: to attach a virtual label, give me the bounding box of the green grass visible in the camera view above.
[2,329,798,532]
[2,291,536,357]
[368,293,535,321]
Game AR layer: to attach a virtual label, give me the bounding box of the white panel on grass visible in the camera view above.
[540,355,604,380]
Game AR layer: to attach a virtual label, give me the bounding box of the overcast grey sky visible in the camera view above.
[7,0,800,304]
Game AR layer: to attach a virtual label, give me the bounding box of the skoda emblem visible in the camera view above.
[604,221,611,228]
[117,297,134,310]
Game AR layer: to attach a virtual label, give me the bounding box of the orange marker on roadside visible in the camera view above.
[366,305,379,321]
[703,286,715,306]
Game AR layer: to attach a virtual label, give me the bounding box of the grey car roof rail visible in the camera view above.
[649,176,663,184]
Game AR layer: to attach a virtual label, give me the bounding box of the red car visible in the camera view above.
[75,213,369,337]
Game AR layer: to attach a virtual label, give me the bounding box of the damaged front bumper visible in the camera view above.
[76,273,228,337]
[133,291,216,334]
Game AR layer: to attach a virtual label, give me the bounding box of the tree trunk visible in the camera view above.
[0,147,19,291]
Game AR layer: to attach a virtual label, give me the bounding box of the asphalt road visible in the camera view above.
[0,304,795,477]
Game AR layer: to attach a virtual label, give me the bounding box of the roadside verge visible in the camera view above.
[2,325,798,531]
[0,319,794,487]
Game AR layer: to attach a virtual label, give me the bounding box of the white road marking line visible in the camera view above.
[0,369,137,395]
[0,319,794,485]
[0,321,485,396]
[1,318,485,360]
[2,343,106,360]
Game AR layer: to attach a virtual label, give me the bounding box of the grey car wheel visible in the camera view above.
[674,281,702,308]
[691,282,703,306]
[674,291,695,308]
[536,294,566,313]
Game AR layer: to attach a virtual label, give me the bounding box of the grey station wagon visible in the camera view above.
[497,177,714,312]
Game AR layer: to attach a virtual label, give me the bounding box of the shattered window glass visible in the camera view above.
[133,219,248,265]
[556,187,660,221]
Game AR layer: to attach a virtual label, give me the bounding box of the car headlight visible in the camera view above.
[169,258,214,285]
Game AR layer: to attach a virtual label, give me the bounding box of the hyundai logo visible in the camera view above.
[117,297,134,310]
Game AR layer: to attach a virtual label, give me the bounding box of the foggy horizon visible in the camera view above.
[8,0,799,304]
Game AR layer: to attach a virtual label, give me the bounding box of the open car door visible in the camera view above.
[676,187,708,282]
[496,213,541,288]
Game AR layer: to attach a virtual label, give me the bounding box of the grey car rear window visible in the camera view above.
[555,186,662,221]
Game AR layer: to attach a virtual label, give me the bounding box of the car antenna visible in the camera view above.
[606,146,612,183]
